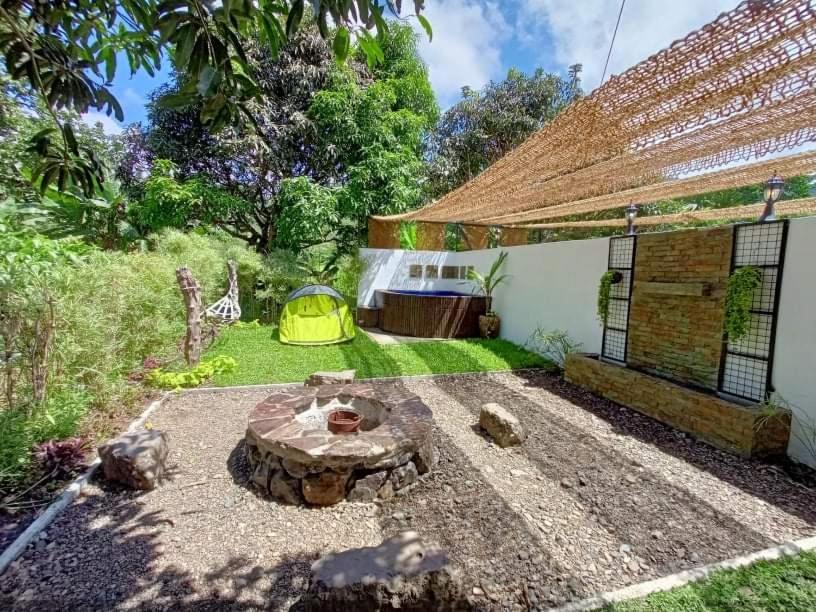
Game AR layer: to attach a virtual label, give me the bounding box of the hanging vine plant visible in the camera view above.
[724,266,761,342]
[597,270,623,325]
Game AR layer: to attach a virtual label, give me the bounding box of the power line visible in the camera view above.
[600,0,627,87]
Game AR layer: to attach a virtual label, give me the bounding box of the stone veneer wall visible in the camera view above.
[627,226,733,389]
[565,353,791,457]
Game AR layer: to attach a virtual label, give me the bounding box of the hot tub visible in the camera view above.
[376,289,487,338]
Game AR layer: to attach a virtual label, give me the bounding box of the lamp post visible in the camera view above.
[759,174,784,222]
[625,203,638,235]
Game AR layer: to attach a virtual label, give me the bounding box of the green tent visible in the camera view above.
[279,285,355,345]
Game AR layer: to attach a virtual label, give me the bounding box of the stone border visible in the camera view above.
[0,393,169,575]
[188,367,551,395]
[550,535,816,611]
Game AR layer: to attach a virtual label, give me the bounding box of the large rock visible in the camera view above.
[305,370,356,386]
[348,471,389,503]
[390,461,418,491]
[98,429,168,490]
[301,531,471,611]
[479,403,526,448]
[302,470,351,506]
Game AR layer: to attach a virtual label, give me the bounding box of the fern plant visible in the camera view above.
[725,266,761,342]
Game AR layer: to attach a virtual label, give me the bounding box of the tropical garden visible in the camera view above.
[0,2,581,498]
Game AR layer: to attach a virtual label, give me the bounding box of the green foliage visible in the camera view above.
[205,325,551,386]
[725,266,762,342]
[131,160,253,235]
[597,270,620,326]
[333,253,366,305]
[399,222,417,250]
[426,67,580,199]
[0,1,430,195]
[275,178,339,250]
[466,251,509,314]
[528,328,583,370]
[147,356,237,390]
[0,229,263,488]
[611,551,816,611]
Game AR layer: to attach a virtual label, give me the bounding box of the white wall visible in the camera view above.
[359,235,609,353]
[773,216,816,468]
[360,217,816,468]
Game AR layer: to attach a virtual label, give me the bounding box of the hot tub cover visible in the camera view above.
[279,284,355,345]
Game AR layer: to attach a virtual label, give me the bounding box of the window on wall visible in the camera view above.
[441,266,459,279]
[408,264,423,278]
[425,265,439,279]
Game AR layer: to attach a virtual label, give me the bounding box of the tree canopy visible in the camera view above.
[424,67,581,199]
[121,22,437,252]
[0,0,430,196]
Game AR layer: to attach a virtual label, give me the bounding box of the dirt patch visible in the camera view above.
[2,373,815,611]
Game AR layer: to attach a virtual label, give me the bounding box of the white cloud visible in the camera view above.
[123,87,147,106]
[81,111,123,135]
[415,0,511,107]
[518,0,737,92]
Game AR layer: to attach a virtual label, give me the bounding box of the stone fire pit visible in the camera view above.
[245,384,436,506]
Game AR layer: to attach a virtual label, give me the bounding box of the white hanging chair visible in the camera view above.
[205,261,242,323]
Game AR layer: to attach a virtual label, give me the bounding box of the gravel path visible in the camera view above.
[2,372,815,611]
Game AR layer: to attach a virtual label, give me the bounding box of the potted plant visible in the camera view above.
[466,251,509,338]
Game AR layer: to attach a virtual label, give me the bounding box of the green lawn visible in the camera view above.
[610,551,816,611]
[204,325,551,386]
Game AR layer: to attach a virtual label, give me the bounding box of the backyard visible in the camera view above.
[3,1,816,611]
[204,325,551,386]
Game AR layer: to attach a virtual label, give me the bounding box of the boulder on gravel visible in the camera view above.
[98,429,168,490]
[302,531,472,611]
[479,403,526,448]
[305,370,356,386]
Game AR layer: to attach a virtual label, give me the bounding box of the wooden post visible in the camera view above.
[176,266,202,366]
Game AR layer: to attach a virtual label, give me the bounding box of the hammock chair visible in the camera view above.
[205,260,241,323]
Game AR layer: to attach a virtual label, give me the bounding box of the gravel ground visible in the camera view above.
[2,372,815,611]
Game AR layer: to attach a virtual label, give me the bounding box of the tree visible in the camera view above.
[0,1,430,196]
[122,23,437,253]
[425,67,581,199]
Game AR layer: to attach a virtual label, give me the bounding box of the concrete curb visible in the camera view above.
[550,535,816,611]
[0,393,169,575]
[188,367,550,394]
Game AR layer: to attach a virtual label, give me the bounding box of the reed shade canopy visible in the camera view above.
[519,196,816,230]
[374,0,816,228]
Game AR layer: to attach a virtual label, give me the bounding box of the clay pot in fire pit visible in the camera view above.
[328,409,362,434]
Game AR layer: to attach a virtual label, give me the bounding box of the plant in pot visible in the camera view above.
[465,251,509,339]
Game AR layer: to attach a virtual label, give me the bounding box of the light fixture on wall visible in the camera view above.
[625,203,638,235]
[759,174,784,222]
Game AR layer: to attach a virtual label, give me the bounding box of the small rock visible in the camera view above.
[560,479,574,489]
[480,403,526,447]
[651,530,663,540]
[619,544,633,555]
[392,512,407,521]
[390,461,418,491]
[472,587,484,597]
[690,552,701,564]
[518,551,529,561]
[624,474,637,484]
[510,469,528,478]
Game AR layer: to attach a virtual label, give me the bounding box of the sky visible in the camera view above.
[82,0,740,135]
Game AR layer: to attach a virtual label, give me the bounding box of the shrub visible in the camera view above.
[34,437,90,477]
[0,228,262,489]
[528,328,583,370]
[146,356,237,390]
